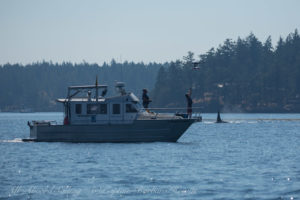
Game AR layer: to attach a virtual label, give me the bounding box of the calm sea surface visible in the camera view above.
[0,113,299,200]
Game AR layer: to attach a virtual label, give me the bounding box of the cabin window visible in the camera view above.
[87,104,98,114]
[75,104,82,114]
[113,104,120,114]
[99,104,107,114]
[126,104,137,113]
[87,104,107,114]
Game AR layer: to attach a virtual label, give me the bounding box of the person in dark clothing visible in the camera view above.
[185,89,193,118]
[142,89,151,109]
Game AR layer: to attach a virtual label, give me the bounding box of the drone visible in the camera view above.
[192,62,200,70]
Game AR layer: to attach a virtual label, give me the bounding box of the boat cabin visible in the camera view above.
[57,82,142,125]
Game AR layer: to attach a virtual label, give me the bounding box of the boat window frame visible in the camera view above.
[99,104,107,114]
[112,104,121,114]
[126,104,138,113]
[87,103,107,115]
[75,104,82,114]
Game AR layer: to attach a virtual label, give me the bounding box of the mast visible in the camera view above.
[95,76,98,102]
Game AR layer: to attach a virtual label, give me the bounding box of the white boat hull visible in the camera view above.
[27,119,196,143]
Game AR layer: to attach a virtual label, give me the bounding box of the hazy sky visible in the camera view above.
[1,0,300,65]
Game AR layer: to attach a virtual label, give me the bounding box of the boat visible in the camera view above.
[25,81,201,142]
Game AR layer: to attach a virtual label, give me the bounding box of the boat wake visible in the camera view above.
[202,120,250,124]
[0,138,24,143]
[202,118,300,124]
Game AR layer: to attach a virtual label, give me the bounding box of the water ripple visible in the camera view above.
[1,113,300,199]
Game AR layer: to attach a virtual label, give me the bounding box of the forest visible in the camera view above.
[0,30,300,112]
[0,61,162,111]
[152,30,300,112]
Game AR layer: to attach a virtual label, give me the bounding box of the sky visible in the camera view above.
[0,0,300,65]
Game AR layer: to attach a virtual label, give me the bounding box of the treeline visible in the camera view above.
[152,30,300,112]
[1,30,300,112]
[0,60,162,111]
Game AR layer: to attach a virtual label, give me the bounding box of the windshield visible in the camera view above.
[129,93,140,103]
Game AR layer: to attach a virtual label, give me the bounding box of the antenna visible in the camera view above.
[95,75,98,102]
[95,75,98,86]
[120,54,123,81]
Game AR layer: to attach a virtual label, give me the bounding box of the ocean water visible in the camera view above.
[0,112,299,200]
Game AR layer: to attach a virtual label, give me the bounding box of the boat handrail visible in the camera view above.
[68,85,108,90]
[140,106,204,111]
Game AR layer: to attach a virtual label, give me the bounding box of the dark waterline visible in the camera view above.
[0,113,299,199]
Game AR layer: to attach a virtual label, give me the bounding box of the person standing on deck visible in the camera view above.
[185,88,193,118]
[142,89,152,109]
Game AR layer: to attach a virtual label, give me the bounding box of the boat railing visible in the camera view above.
[139,107,202,121]
[141,106,203,111]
